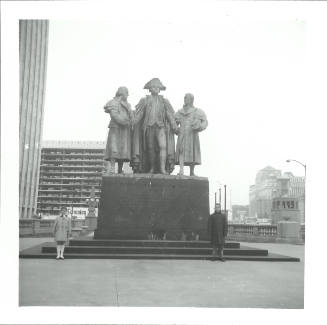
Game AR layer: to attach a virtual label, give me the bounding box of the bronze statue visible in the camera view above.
[175,93,208,176]
[131,78,178,174]
[104,86,133,174]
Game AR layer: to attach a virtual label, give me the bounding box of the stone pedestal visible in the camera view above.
[277,221,301,243]
[94,174,210,240]
[85,216,97,231]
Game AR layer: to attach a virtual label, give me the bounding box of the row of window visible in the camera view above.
[42,152,104,156]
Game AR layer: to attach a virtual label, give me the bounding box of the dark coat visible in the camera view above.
[208,212,228,246]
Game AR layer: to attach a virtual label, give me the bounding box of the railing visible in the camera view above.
[19,218,87,237]
[20,219,305,242]
[227,223,305,243]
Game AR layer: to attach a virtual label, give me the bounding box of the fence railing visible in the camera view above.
[19,219,87,237]
[227,223,305,242]
[20,219,305,242]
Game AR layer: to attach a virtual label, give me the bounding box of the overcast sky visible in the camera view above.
[42,18,307,206]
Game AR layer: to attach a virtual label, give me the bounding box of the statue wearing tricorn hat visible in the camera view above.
[131,78,178,174]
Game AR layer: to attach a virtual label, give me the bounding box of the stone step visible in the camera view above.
[19,251,300,262]
[42,245,268,256]
[69,239,240,249]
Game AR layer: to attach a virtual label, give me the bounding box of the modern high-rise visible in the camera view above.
[37,140,106,218]
[19,20,49,218]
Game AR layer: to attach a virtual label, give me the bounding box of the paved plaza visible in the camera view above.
[19,238,304,308]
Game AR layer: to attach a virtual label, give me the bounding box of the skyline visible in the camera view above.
[39,138,306,209]
[42,19,307,206]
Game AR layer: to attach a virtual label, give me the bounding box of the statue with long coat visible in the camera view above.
[104,87,133,174]
[131,78,178,174]
[175,93,208,176]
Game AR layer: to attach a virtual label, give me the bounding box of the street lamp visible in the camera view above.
[215,180,223,206]
[286,159,306,223]
[286,159,306,178]
[224,184,227,215]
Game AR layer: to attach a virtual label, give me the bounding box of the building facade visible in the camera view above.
[271,197,301,224]
[232,205,249,223]
[249,166,282,222]
[19,20,49,218]
[249,167,305,224]
[37,141,106,218]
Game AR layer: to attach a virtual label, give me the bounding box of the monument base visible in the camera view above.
[94,174,210,240]
[276,221,301,244]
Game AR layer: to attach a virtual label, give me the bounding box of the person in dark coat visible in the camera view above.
[208,203,228,261]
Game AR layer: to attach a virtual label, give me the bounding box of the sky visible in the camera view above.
[42,18,307,206]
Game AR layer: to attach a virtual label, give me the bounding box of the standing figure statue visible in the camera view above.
[175,93,208,176]
[131,78,178,174]
[104,86,133,174]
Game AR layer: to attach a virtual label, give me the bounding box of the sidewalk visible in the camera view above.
[19,238,304,308]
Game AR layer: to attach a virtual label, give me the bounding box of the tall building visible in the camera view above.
[37,141,106,218]
[284,172,305,224]
[249,166,305,224]
[19,20,49,219]
[249,166,282,221]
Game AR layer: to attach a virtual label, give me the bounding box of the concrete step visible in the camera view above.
[19,251,300,262]
[42,245,268,256]
[69,239,240,249]
[19,241,301,262]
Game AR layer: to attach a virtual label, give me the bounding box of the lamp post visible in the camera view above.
[286,159,306,178]
[224,184,227,215]
[286,159,306,223]
[219,188,221,205]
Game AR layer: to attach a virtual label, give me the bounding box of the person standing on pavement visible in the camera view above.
[208,203,228,261]
[53,207,71,260]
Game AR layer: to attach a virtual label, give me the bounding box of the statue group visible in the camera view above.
[104,78,208,176]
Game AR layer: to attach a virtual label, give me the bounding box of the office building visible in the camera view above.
[249,166,305,224]
[19,20,49,218]
[37,140,105,218]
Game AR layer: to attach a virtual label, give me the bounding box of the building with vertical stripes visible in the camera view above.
[19,20,49,219]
